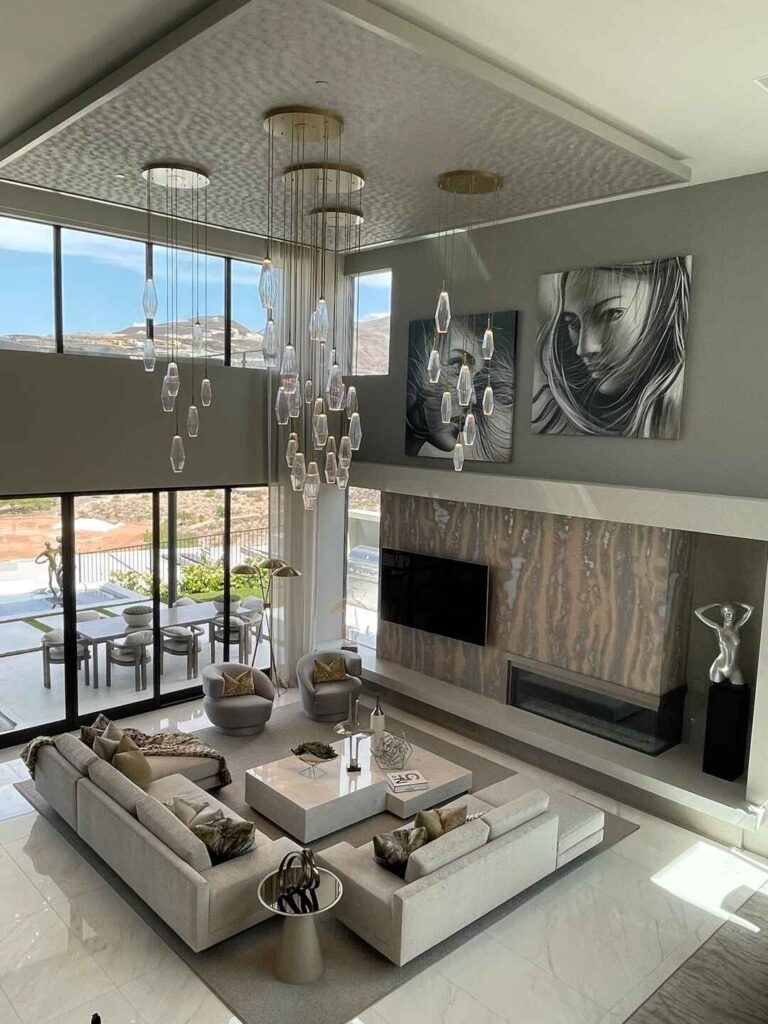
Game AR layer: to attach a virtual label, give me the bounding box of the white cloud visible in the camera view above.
[361,311,389,321]
[0,216,53,254]
[358,271,392,290]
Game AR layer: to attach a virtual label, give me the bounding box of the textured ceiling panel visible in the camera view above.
[0,0,681,246]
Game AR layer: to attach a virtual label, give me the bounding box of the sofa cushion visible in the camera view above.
[404,818,490,883]
[164,796,224,829]
[146,774,259,830]
[136,795,212,872]
[113,746,153,790]
[145,754,221,784]
[87,758,146,814]
[482,790,550,841]
[54,734,98,775]
[373,826,429,878]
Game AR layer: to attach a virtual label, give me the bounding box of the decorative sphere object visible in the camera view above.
[371,730,413,771]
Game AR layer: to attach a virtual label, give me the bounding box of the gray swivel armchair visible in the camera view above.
[201,662,275,736]
[296,649,363,722]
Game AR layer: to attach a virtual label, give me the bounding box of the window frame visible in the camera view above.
[348,267,392,376]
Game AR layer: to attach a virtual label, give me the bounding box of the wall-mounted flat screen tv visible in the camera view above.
[380,547,489,646]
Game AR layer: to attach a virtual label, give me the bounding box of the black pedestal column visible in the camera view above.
[702,682,751,781]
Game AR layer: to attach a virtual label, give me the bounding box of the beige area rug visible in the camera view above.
[18,703,637,1024]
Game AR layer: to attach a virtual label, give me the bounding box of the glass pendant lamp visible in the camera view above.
[161,377,175,412]
[192,321,203,356]
[313,413,329,448]
[463,412,477,446]
[170,434,186,473]
[457,364,473,406]
[302,491,318,511]
[288,388,302,419]
[326,363,344,411]
[285,432,298,467]
[336,465,350,489]
[345,385,358,416]
[452,441,464,472]
[186,405,199,438]
[201,377,212,407]
[143,339,156,372]
[482,324,494,360]
[427,348,441,384]
[280,344,298,393]
[259,257,277,310]
[304,378,314,404]
[324,450,338,483]
[316,297,329,342]
[435,289,451,334]
[440,390,452,423]
[290,452,306,491]
[274,386,290,425]
[262,318,278,367]
[338,435,352,468]
[482,385,494,416]
[166,361,180,398]
[142,277,158,319]
[304,461,321,501]
[309,308,320,342]
[348,411,362,450]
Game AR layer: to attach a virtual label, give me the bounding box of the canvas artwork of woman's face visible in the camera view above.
[532,256,692,439]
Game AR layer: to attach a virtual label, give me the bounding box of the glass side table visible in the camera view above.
[257,866,343,984]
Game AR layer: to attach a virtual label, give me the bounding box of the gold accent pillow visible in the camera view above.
[415,804,468,842]
[313,656,347,684]
[113,748,152,789]
[222,669,255,697]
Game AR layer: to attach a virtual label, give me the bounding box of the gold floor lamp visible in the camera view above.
[233,557,301,695]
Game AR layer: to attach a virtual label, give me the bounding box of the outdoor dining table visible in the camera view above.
[75,600,221,687]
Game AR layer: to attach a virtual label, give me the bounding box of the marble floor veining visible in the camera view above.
[0,693,765,1024]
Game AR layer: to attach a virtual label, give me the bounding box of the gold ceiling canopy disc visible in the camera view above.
[141,163,210,189]
[310,206,364,229]
[263,106,344,142]
[437,169,503,195]
[283,163,365,193]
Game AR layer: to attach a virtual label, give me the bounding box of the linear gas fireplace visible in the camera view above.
[506,655,686,756]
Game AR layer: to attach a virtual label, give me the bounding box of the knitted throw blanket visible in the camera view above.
[22,730,231,787]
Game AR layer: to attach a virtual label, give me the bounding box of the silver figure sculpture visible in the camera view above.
[694,602,754,686]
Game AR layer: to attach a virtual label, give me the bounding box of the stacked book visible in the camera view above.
[385,770,428,793]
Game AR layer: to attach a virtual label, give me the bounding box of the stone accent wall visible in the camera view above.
[378,493,693,703]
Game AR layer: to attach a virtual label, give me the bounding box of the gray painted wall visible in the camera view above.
[347,171,768,499]
[1,350,267,494]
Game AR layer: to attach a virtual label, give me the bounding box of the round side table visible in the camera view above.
[258,866,343,984]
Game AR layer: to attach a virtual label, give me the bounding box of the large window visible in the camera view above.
[231,259,267,368]
[0,216,55,354]
[153,246,226,363]
[350,269,391,375]
[62,229,147,358]
[345,487,381,649]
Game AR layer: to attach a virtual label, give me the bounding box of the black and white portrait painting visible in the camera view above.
[532,256,692,439]
[406,310,517,462]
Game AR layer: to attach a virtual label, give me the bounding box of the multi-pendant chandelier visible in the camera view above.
[262,106,364,511]
[427,170,503,471]
[141,163,212,473]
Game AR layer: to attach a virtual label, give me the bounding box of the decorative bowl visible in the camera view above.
[213,595,241,613]
[291,741,339,768]
[122,609,152,628]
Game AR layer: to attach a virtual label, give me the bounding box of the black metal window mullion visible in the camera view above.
[151,491,162,702]
[53,226,63,353]
[167,490,177,607]
[224,257,232,366]
[223,487,231,661]
[60,494,77,724]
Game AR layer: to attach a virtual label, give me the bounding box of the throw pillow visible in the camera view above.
[313,656,346,684]
[82,716,119,749]
[221,669,255,697]
[415,804,468,842]
[112,748,152,789]
[93,722,125,762]
[192,818,256,864]
[373,825,429,878]
[163,796,224,829]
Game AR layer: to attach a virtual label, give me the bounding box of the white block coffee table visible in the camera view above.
[245,736,472,842]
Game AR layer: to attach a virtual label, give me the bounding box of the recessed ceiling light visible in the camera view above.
[114,172,126,181]
[315,79,328,86]
[754,75,768,93]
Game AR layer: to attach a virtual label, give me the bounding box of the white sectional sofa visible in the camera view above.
[318,773,605,965]
[34,734,299,951]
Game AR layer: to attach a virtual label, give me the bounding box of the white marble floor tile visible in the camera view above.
[0,784,36,821]
[0,984,22,1024]
[0,907,113,1023]
[435,934,604,1024]
[119,959,241,1024]
[348,1008,392,1024]
[49,987,146,1024]
[52,884,176,986]
[0,811,37,845]
[606,930,705,1021]
[0,763,22,785]
[5,818,106,904]
[0,842,49,924]
[374,966,507,1024]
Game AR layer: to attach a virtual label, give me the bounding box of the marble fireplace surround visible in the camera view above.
[378,492,693,708]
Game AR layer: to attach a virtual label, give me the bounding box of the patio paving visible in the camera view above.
[0,620,46,656]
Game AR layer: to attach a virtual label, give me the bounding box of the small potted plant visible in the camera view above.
[213,593,241,613]
[122,604,153,628]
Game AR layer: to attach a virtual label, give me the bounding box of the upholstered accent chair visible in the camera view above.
[202,662,275,736]
[160,598,203,679]
[296,649,363,722]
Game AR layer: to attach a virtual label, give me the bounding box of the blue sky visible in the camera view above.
[0,216,391,336]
